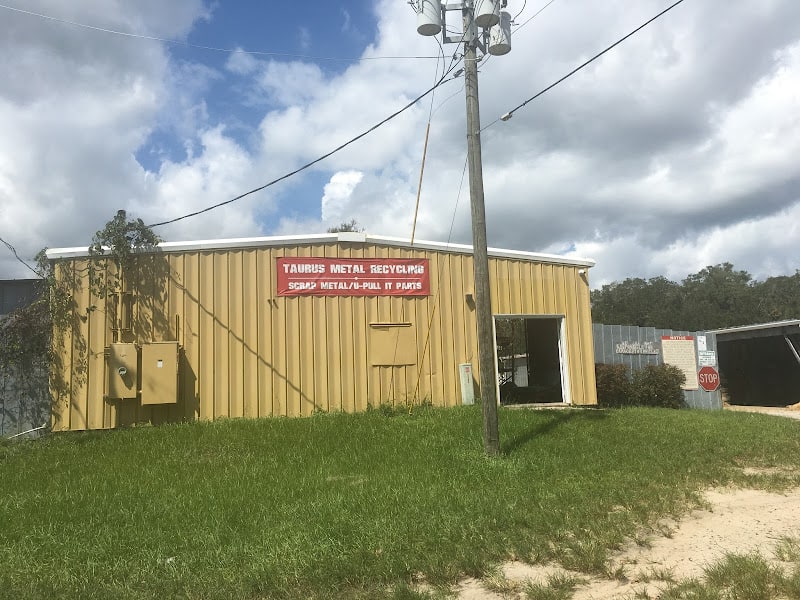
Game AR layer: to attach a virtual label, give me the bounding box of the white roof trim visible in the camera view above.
[45,233,596,268]
[709,320,800,335]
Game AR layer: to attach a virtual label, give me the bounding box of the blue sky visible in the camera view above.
[134,2,380,221]
[136,2,377,167]
[1,0,800,287]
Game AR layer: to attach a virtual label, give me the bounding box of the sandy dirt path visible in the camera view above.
[453,486,800,599]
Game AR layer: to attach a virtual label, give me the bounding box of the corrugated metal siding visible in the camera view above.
[52,242,596,431]
[593,323,721,410]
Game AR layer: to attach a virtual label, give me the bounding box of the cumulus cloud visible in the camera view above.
[321,171,364,223]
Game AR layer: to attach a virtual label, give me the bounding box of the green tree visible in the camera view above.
[327,219,364,233]
[753,271,800,322]
[592,264,800,330]
[678,263,758,330]
[591,276,682,328]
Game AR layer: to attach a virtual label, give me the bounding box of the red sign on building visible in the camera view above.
[276,257,431,297]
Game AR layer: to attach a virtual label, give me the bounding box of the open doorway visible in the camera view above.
[494,315,567,405]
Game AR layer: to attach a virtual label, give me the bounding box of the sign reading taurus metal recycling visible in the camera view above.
[277,257,431,297]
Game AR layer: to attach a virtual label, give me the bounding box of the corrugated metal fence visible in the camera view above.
[593,323,722,410]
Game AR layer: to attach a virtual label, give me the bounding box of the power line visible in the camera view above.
[486,0,688,129]
[513,0,559,33]
[0,3,440,62]
[475,0,560,81]
[0,236,39,277]
[148,61,464,229]
[511,0,528,23]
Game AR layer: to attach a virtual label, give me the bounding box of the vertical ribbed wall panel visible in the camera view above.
[212,253,229,420]
[241,250,258,418]
[86,264,107,430]
[297,245,316,415]
[271,248,288,417]
[254,249,272,418]
[228,251,245,419]
[198,253,215,421]
[165,254,182,423]
[50,263,73,431]
[69,262,90,431]
[322,245,341,412]
[181,253,200,421]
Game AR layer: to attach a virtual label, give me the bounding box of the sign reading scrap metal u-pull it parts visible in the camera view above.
[276,257,431,297]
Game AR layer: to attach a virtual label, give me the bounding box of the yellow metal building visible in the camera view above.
[46,233,597,431]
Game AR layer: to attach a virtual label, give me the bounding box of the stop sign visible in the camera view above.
[698,366,720,392]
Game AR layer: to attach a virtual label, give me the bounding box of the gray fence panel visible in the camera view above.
[594,323,722,410]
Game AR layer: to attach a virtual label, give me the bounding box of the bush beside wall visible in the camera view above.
[595,363,632,408]
[595,363,686,409]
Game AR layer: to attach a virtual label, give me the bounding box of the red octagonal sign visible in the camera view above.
[698,366,720,392]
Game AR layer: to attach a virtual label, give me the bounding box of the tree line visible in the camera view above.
[590,263,800,331]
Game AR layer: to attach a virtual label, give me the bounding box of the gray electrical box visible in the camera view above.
[108,343,139,399]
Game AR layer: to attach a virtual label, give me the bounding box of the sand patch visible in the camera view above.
[453,487,800,599]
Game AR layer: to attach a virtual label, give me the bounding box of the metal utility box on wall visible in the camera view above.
[108,343,139,399]
[140,342,179,405]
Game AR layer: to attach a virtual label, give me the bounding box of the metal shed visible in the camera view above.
[46,233,597,431]
[710,320,800,407]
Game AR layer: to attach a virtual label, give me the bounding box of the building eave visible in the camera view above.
[45,233,596,269]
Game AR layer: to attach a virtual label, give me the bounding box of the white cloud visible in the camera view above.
[225,49,259,76]
[256,61,326,107]
[341,9,353,34]
[321,171,364,223]
[298,26,311,51]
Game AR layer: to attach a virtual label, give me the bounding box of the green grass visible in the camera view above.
[658,546,800,600]
[1,406,799,599]
[524,573,583,600]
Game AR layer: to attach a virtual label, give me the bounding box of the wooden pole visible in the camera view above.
[463,7,500,455]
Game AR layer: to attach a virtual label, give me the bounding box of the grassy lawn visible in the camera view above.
[1,406,799,599]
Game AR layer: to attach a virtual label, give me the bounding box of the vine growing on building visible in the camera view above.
[88,209,162,299]
[0,210,161,436]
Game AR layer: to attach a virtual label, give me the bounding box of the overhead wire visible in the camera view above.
[470,0,560,96]
[408,0,475,243]
[430,84,465,118]
[483,0,689,130]
[0,2,440,62]
[148,58,464,229]
[513,0,559,33]
[0,236,40,277]
[511,0,528,23]
[393,14,449,403]
[410,36,447,245]
[404,1,473,408]
[410,155,470,405]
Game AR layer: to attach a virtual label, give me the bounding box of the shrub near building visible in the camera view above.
[595,364,686,409]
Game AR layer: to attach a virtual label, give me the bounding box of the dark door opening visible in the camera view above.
[495,316,565,405]
[718,333,800,407]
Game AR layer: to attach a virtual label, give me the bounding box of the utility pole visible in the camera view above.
[463,14,499,456]
[416,0,511,455]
